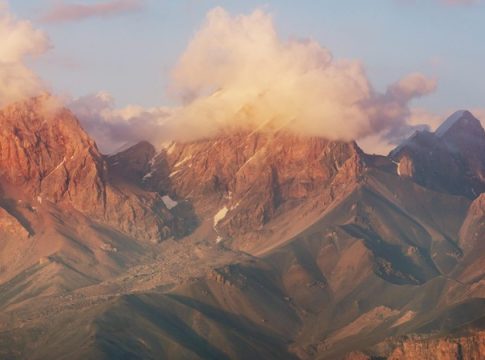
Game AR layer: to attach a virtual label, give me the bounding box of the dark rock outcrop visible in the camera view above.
[390,111,485,198]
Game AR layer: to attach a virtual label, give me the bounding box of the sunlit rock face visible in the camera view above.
[145,130,365,242]
[0,96,181,243]
[0,95,106,209]
[387,331,485,360]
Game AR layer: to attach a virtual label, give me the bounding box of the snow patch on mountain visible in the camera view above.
[142,171,154,181]
[44,157,66,179]
[214,206,229,227]
[162,195,178,210]
[174,154,193,168]
[169,170,181,178]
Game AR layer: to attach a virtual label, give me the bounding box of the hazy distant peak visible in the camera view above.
[390,109,485,198]
[435,110,478,137]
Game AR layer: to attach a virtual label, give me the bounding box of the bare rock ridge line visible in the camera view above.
[144,131,365,249]
[0,95,484,360]
[0,95,186,243]
[390,110,485,198]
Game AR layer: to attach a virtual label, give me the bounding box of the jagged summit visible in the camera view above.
[390,110,485,198]
[107,140,156,184]
[435,110,483,138]
[0,95,106,209]
[141,130,366,250]
[0,96,187,243]
[435,110,468,137]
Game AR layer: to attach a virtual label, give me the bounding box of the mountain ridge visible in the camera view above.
[0,98,484,359]
[390,110,485,199]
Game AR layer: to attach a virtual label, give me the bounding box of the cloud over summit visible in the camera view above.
[166,7,436,142]
[69,92,173,153]
[0,2,50,107]
[71,7,438,152]
[0,3,440,154]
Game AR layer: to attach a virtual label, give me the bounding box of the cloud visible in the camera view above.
[387,74,437,102]
[369,73,437,144]
[0,2,51,107]
[41,0,143,24]
[71,7,438,153]
[0,3,471,157]
[167,7,436,142]
[398,0,482,6]
[69,92,173,153]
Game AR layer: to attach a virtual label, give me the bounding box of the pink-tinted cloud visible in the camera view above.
[398,0,481,6]
[0,2,51,107]
[69,92,173,153]
[41,0,144,24]
[168,7,437,143]
[388,73,437,102]
[71,7,438,154]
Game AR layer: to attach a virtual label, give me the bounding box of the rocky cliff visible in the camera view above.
[145,130,365,248]
[387,331,485,360]
[0,96,182,243]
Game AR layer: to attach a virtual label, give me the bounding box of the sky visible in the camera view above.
[3,0,485,153]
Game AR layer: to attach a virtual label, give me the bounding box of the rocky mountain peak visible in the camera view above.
[0,97,188,243]
[107,140,156,184]
[144,130,366,244]
[390,110,485,198]
[435,110,484,139]
[0,95,107,210]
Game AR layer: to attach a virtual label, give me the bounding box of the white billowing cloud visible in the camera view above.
[71,7,438,153]
[0,3,468,157]
[40,0,144,24]
[69,92,173,153]
[167,7,436,142]
[0,2,51,107]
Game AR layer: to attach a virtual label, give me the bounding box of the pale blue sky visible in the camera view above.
[10,0,485,112]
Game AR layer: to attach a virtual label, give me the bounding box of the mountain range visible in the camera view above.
[0,95,484,359]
